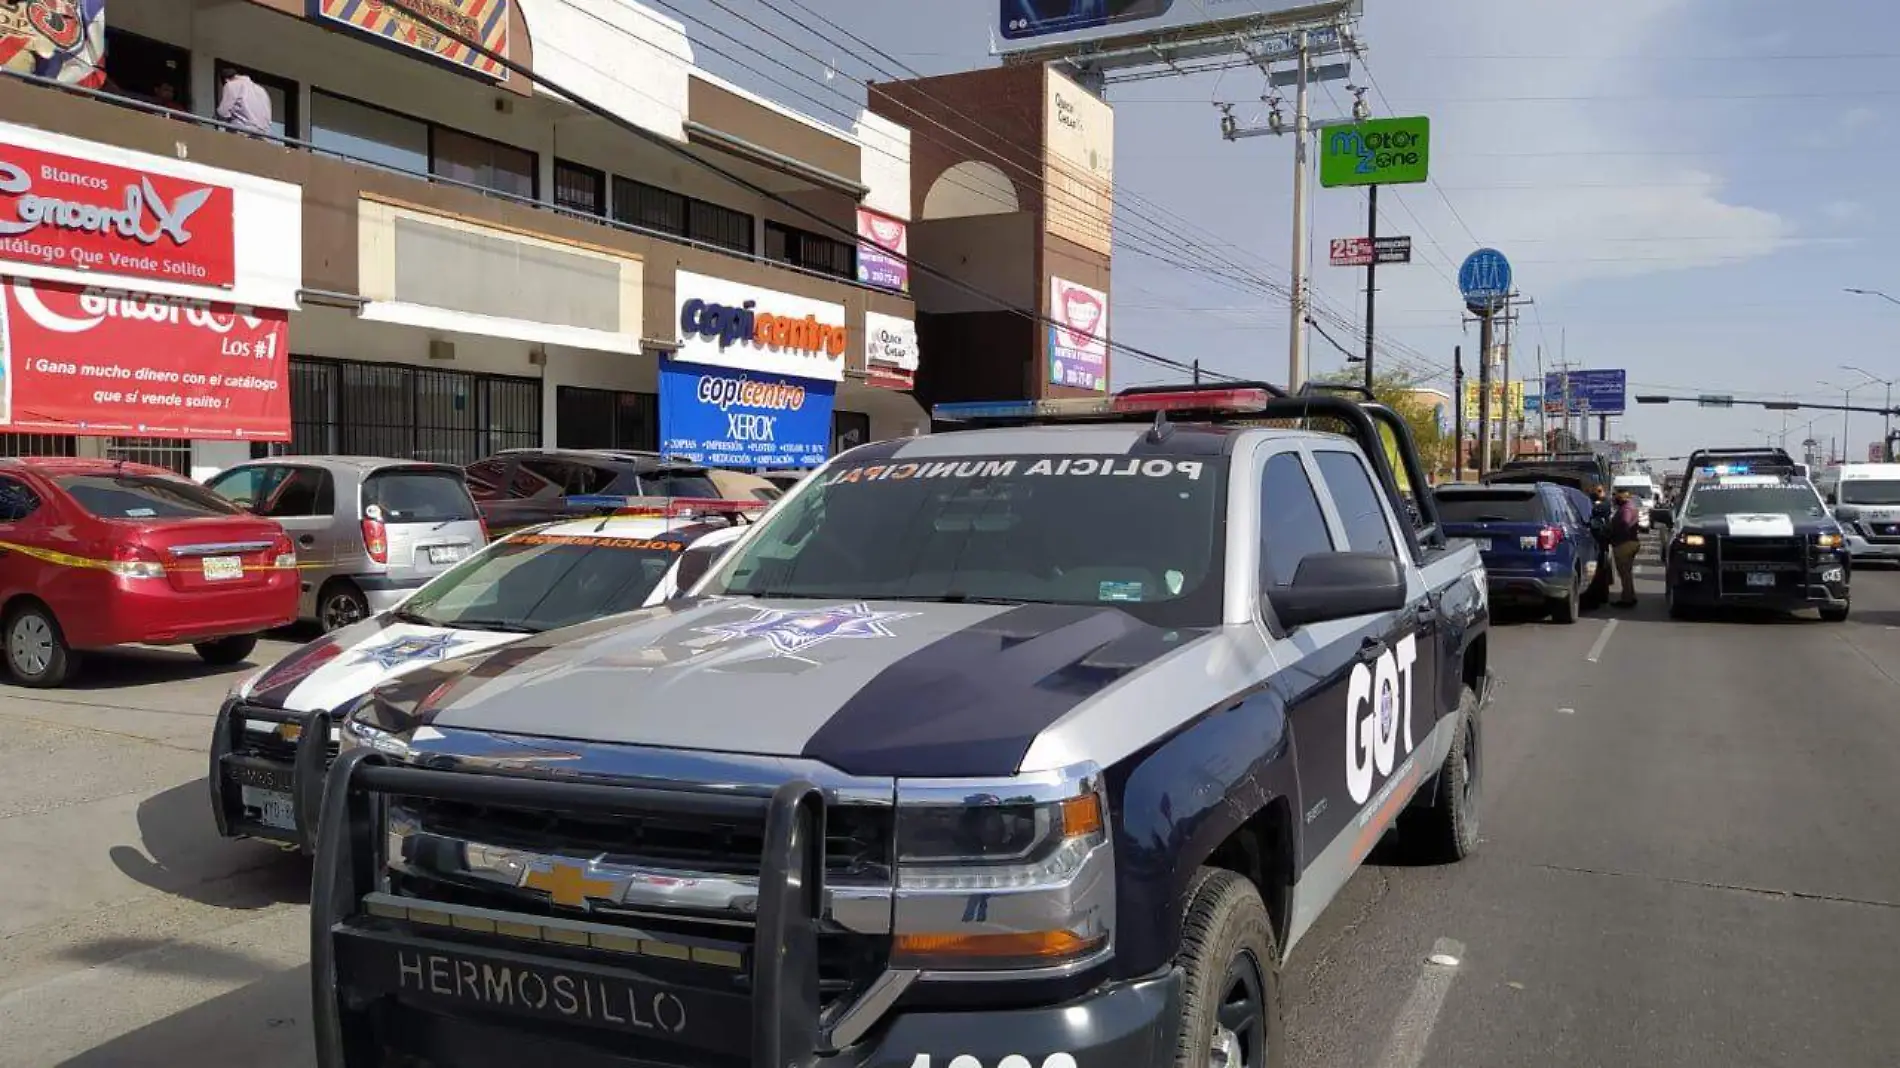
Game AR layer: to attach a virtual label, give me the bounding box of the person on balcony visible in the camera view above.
[216,68,272,138]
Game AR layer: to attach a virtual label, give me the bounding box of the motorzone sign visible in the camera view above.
[1330,236,1413,267]
[1345,632,1420,806]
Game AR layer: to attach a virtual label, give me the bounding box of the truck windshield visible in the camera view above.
[400,532,689,632]
[702,453,1228,627]
[1840,479,1900,506]
[1683,486,1826,520]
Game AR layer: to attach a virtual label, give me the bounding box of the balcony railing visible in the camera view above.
[1,69,892,296]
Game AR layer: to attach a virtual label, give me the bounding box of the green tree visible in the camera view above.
[1315,368,1454,485]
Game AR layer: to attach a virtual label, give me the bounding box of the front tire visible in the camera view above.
[5,601,77,688]
[1172,868,1284,1068]
[1399,684,1481,863]
[194,635,259,665]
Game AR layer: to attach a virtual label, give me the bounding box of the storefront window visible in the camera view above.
[311,91,428,178]
[611,178,754,257]
[831,410,870,457]
[556,386,657,451]
[433,126,537,201]
[0,434,77,460]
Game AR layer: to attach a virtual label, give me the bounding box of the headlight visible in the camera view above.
[1816,532,1844,549]
[1680,533,1706,547]
[890,766,1113,974]
[339,706,416,757]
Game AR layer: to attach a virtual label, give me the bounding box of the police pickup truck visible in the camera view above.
[311,383,1493,1068]
[1663,449,1849,621]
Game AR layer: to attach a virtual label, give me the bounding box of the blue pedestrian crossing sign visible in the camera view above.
[1458,248,1512,314]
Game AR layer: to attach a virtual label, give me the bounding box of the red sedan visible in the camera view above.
[0,458,299,687]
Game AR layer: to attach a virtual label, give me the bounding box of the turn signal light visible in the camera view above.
[1816,532,1844,549]
[1060,794,1104,838]
[892,930,1104,964]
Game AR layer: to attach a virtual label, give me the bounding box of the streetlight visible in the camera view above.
[1845,286,1900,307]
[1843,364,1896,461]
[1819,378,1869,462]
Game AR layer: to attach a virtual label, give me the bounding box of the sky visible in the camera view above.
[650,0,1900,465]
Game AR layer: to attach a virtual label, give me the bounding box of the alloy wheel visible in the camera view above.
[1210,949,1268,1068]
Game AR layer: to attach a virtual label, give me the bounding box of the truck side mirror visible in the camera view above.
[1833,504,1861,522]
[1266,552,1408,630]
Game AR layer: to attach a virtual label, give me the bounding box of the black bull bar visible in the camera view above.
[208,703,336,853]
[310,746,829,1067]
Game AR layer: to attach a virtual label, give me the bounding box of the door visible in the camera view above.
[1309,447,1441,801]
[0,475,49,604]
[256,466,336,620]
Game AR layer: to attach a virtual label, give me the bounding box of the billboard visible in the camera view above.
[1045,68,1114,256]
[1542,368,1627,415]
[998,0,1358,54]
[1461,380,1525,422]
[1319,117,1431,188]
[0,0,104,88]
[1048,276,1108,391]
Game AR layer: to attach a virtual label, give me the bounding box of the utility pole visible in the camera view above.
[1534,343,1546,450]
[1497,297,1515,461]
[1477,313,1494,476]
[1453,344,1465,481]
[1287,32,1312,390]
[1362,183,1377,392]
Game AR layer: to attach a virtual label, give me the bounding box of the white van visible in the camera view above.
[1613,473,1661,532]
[1826,462,1900,562]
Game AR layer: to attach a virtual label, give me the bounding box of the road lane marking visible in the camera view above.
[1586,618,1618,663]
[1373,937,1467,1068]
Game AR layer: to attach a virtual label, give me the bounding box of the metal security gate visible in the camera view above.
[555,386,657,451]
[107,437,194,475]
[287,356,541,465]
[0,433,76,459]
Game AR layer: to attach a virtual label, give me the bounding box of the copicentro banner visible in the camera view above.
[0,278,290,439]
[658,356,833,469]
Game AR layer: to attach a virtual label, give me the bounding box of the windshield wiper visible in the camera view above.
[446,619,542,634]
[389,607,440,628]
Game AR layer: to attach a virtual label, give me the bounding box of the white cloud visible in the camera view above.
[1822,199,1866,224]
[1325,0,1793,310]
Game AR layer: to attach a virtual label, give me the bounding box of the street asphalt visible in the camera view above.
[3,543,1899,1067]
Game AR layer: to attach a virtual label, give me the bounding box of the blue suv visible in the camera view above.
[1434,480,1599,622]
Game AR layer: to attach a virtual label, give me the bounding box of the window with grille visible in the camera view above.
[0,434,76,459]
[554,159,606,218]
[765,220,855,280]
[611,177,754,257]
[288,356,542,467]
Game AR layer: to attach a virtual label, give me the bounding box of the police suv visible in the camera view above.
[310,384,1493,1068]
[1663,453,1849,621]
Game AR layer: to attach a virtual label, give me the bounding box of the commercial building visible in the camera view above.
[869,64,1115,410]
[0,0,922,478]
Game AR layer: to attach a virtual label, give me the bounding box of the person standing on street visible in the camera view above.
[216,68,273,138]
[1609,488,1643,607]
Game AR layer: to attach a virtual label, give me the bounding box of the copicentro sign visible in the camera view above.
[678,297,847,365]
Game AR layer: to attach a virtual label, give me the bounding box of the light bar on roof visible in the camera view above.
[566,495,768,519]
[932,387,1277,422]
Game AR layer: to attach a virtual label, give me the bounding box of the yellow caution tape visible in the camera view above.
[0,539,312,575]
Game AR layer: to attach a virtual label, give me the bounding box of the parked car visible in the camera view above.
[1435,480,1597,622]
[464,448,721,535]
[0,458,298,686]
[204,458,487,632]
[705,467,782,502]
[209,501,759,851]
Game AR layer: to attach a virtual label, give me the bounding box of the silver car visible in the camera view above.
[204,457,487,630]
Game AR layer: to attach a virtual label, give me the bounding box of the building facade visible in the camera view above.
[0,0,923,479]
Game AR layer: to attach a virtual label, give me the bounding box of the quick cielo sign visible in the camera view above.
[673,270,848,383]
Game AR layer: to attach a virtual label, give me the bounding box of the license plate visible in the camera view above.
[202,556,243,581]
[426,545,466,565]
[1746,572,1775,587]
[240,785,296,831]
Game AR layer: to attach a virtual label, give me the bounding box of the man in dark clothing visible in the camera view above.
[1608,489,1643,606]
[1581,485,1616,610]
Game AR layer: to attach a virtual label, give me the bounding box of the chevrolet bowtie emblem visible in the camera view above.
[277,722,303,743]
[524,861,617,910]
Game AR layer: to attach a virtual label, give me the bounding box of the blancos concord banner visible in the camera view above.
[0,279,290,439]
[657,356,833,469]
